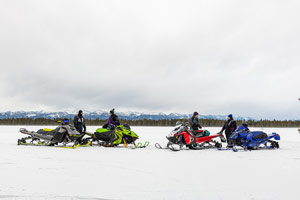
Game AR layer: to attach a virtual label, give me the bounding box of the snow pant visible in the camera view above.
[225,131,233,145]
[191,129,199,135]
[75,130,85,143]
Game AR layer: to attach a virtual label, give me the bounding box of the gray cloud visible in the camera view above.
[0,0,300,119]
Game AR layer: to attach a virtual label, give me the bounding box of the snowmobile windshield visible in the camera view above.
[175,121,184,126]
[168,125,185,138]
[174,124,182,131]
[235,125,249,132]
[123,124,131,130]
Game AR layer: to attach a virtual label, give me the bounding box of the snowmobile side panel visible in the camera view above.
[20,129,53,141]
[195,134,221,143]
[44,128,54,132]
[52,130,67,143]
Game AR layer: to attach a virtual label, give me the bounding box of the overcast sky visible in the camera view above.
[0,0,299,120]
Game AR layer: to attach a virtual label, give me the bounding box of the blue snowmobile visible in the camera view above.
[222,124,280,152]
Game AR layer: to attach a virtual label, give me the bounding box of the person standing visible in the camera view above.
[74,110,86,134]
[219,114,237,146]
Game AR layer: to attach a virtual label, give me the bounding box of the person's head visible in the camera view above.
[78,110,83,116]
[109,109,115,116]
[227,114,233,120]
[193,112,199,118]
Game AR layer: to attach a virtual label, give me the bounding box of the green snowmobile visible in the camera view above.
[86,124,149,148]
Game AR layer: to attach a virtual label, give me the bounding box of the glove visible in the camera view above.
[219,133,226,143]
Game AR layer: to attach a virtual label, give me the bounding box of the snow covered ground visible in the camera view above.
[0,126,300,200]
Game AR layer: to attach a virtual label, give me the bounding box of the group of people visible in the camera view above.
[189,112,237,146]
[73,109,120,134]
[73,109,237,146]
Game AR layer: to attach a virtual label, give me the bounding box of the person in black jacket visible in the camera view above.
[74,110,86,134]
[189,112,202,135]
[219,114,237,146]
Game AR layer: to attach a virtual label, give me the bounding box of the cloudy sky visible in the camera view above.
[0,0,299,120]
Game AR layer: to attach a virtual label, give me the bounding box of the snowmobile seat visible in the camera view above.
[44,128,54,132]
[194,130,210,138]
[252,132,268,140]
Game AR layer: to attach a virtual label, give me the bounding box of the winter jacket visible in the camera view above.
[220,119,237,135]
[104,114,120,127]
[74,114,86,133]
[190,117,202,131]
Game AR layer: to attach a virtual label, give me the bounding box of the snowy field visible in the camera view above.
[0,126,300,200]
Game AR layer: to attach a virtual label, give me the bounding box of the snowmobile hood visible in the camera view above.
[96,128,112,133]
[117,125,139,138]
[235,125,250,132]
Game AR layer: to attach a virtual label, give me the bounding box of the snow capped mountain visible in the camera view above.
[0,110,256,121]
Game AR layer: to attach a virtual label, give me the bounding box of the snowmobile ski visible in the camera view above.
[79,141,91,147]
[60,143,80,149]
[136,141,150,148]
[155,143,181,151]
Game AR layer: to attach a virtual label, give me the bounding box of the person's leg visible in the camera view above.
[225,132,232,146]
[191,129,197,135]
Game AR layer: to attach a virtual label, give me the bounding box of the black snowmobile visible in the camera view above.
[18,119,88,148]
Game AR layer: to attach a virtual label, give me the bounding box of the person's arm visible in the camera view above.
[83,117,87,132]
[107,117,113,125]
[74,116,78,129]
[220,122,226,133]
[115,116,120,125]
[231,121,237,132]
[190,118,196,127]
[198,122,202,129]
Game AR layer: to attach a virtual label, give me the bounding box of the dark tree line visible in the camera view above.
[0,118,300,127]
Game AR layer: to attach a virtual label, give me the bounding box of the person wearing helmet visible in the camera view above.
[219,114,237,146]
[189,112,202,135]
[103,109,120,129]
[74,110,86,134]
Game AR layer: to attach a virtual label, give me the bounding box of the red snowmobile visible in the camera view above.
[155,121,223,151]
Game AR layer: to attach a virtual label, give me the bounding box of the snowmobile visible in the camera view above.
[17,119,88,148]
[85,124,149,148]
[219,123,280,152]
[155,121,223,151]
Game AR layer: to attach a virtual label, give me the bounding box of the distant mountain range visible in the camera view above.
[0,111,255,121]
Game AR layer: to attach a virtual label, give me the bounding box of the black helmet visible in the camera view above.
[110,109,115,114]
